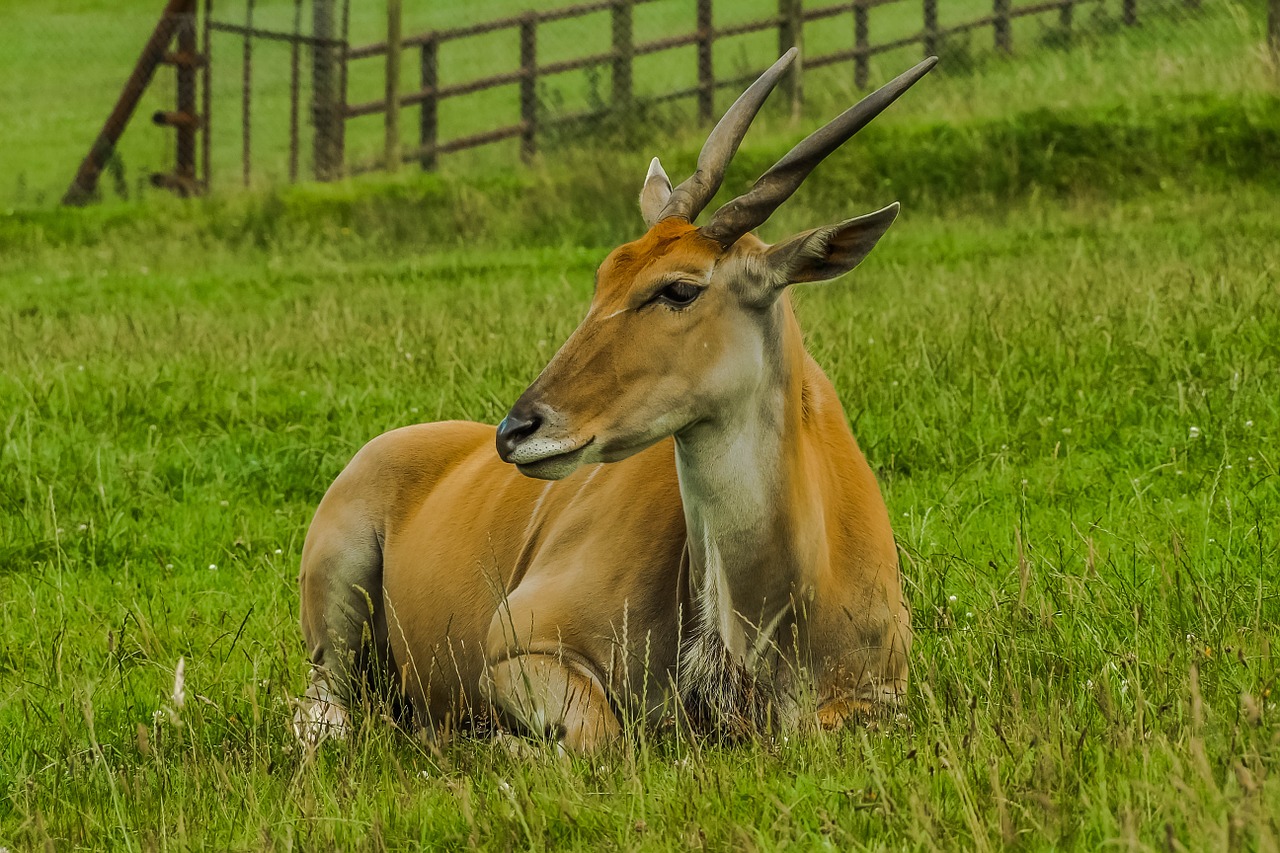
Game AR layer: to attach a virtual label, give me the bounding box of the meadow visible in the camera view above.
[3,0,1266,204]
[2,1,1280,850]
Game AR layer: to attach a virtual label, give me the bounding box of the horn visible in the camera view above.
[658,48,798,224]
[701,57,938,246]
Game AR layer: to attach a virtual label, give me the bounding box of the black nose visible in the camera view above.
[496,406,543,462]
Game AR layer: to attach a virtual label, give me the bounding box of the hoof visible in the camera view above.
[494,731,569,760]
[292,679,350,746]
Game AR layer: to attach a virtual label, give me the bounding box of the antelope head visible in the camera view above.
[497,51,937,480]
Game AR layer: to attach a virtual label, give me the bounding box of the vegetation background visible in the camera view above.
[2,0,1278,849]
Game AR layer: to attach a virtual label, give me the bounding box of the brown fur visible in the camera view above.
[298,212,911,753]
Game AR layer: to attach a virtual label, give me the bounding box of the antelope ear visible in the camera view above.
[639,157,673,227]
[763,203,899,285]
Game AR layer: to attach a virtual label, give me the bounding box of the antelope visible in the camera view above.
[296,51,937,753]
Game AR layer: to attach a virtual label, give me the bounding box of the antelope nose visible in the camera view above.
[496,406,543,462]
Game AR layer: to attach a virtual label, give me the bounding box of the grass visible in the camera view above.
[3,1,1279,849]
[3,0,1271,205]
[2,176,1278,847]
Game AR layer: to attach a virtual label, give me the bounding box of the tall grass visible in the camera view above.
[2,2,1277,848]
[1,181,1277,848]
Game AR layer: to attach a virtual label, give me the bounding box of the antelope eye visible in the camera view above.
[653,281,703,308]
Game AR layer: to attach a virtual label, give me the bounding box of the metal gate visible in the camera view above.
[62,0,349,204]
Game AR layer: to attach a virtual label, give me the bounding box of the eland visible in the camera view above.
[296,50,936,752]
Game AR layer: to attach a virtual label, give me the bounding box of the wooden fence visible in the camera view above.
[323,0,1204,177]
[64,0,1217,203]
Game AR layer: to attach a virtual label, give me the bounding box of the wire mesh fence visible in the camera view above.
[5,0,1274,208]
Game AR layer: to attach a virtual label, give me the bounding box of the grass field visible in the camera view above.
[3,1,1280,850]
[3,0,1269,205]
[3,186,1279,848]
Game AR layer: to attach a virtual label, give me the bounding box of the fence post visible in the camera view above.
[923,0,938,58]
[1271,0,1280,66]
[288,0,302,182]
[1122,0,1137,26]
[63,0,197,204]
[778,0,803,117]
[854,1,869,89]
[337,0,350,175]
[419,37,438,170]
[175,4,199,189]
[696,0,714,123]
[384,0,402,172]
[520,15,537,163]
[242,0,254,187]
[201,0,212,189]
[312,0,342,180]
[612,0,634,111]
[994,0,1011,54]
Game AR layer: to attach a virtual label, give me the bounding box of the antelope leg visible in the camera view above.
[484,653,622,754]
[296,476,392,742]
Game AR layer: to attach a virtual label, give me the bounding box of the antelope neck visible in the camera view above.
[673,301,821,666]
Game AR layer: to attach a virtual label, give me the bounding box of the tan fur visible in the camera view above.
[297,212,910,753]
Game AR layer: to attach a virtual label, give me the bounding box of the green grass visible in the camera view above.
[3,0,1271,205]
[2,176,1278,847]
[3,1,1279,848]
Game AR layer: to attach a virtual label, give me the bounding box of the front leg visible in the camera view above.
[484,652,622,753]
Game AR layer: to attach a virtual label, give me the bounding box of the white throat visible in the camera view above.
[674,377,812,672]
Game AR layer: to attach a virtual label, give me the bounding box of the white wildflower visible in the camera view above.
[167,657,186,726]
[172,658,185,709]
[1188,426,1201,439]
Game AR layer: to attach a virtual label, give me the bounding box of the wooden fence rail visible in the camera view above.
[62,0,1223,202]
[339,0,1200,176]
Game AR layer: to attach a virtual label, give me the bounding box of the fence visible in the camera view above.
[333,0,1214,176]
[40,0,1271,206]
[61,0,335,202]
